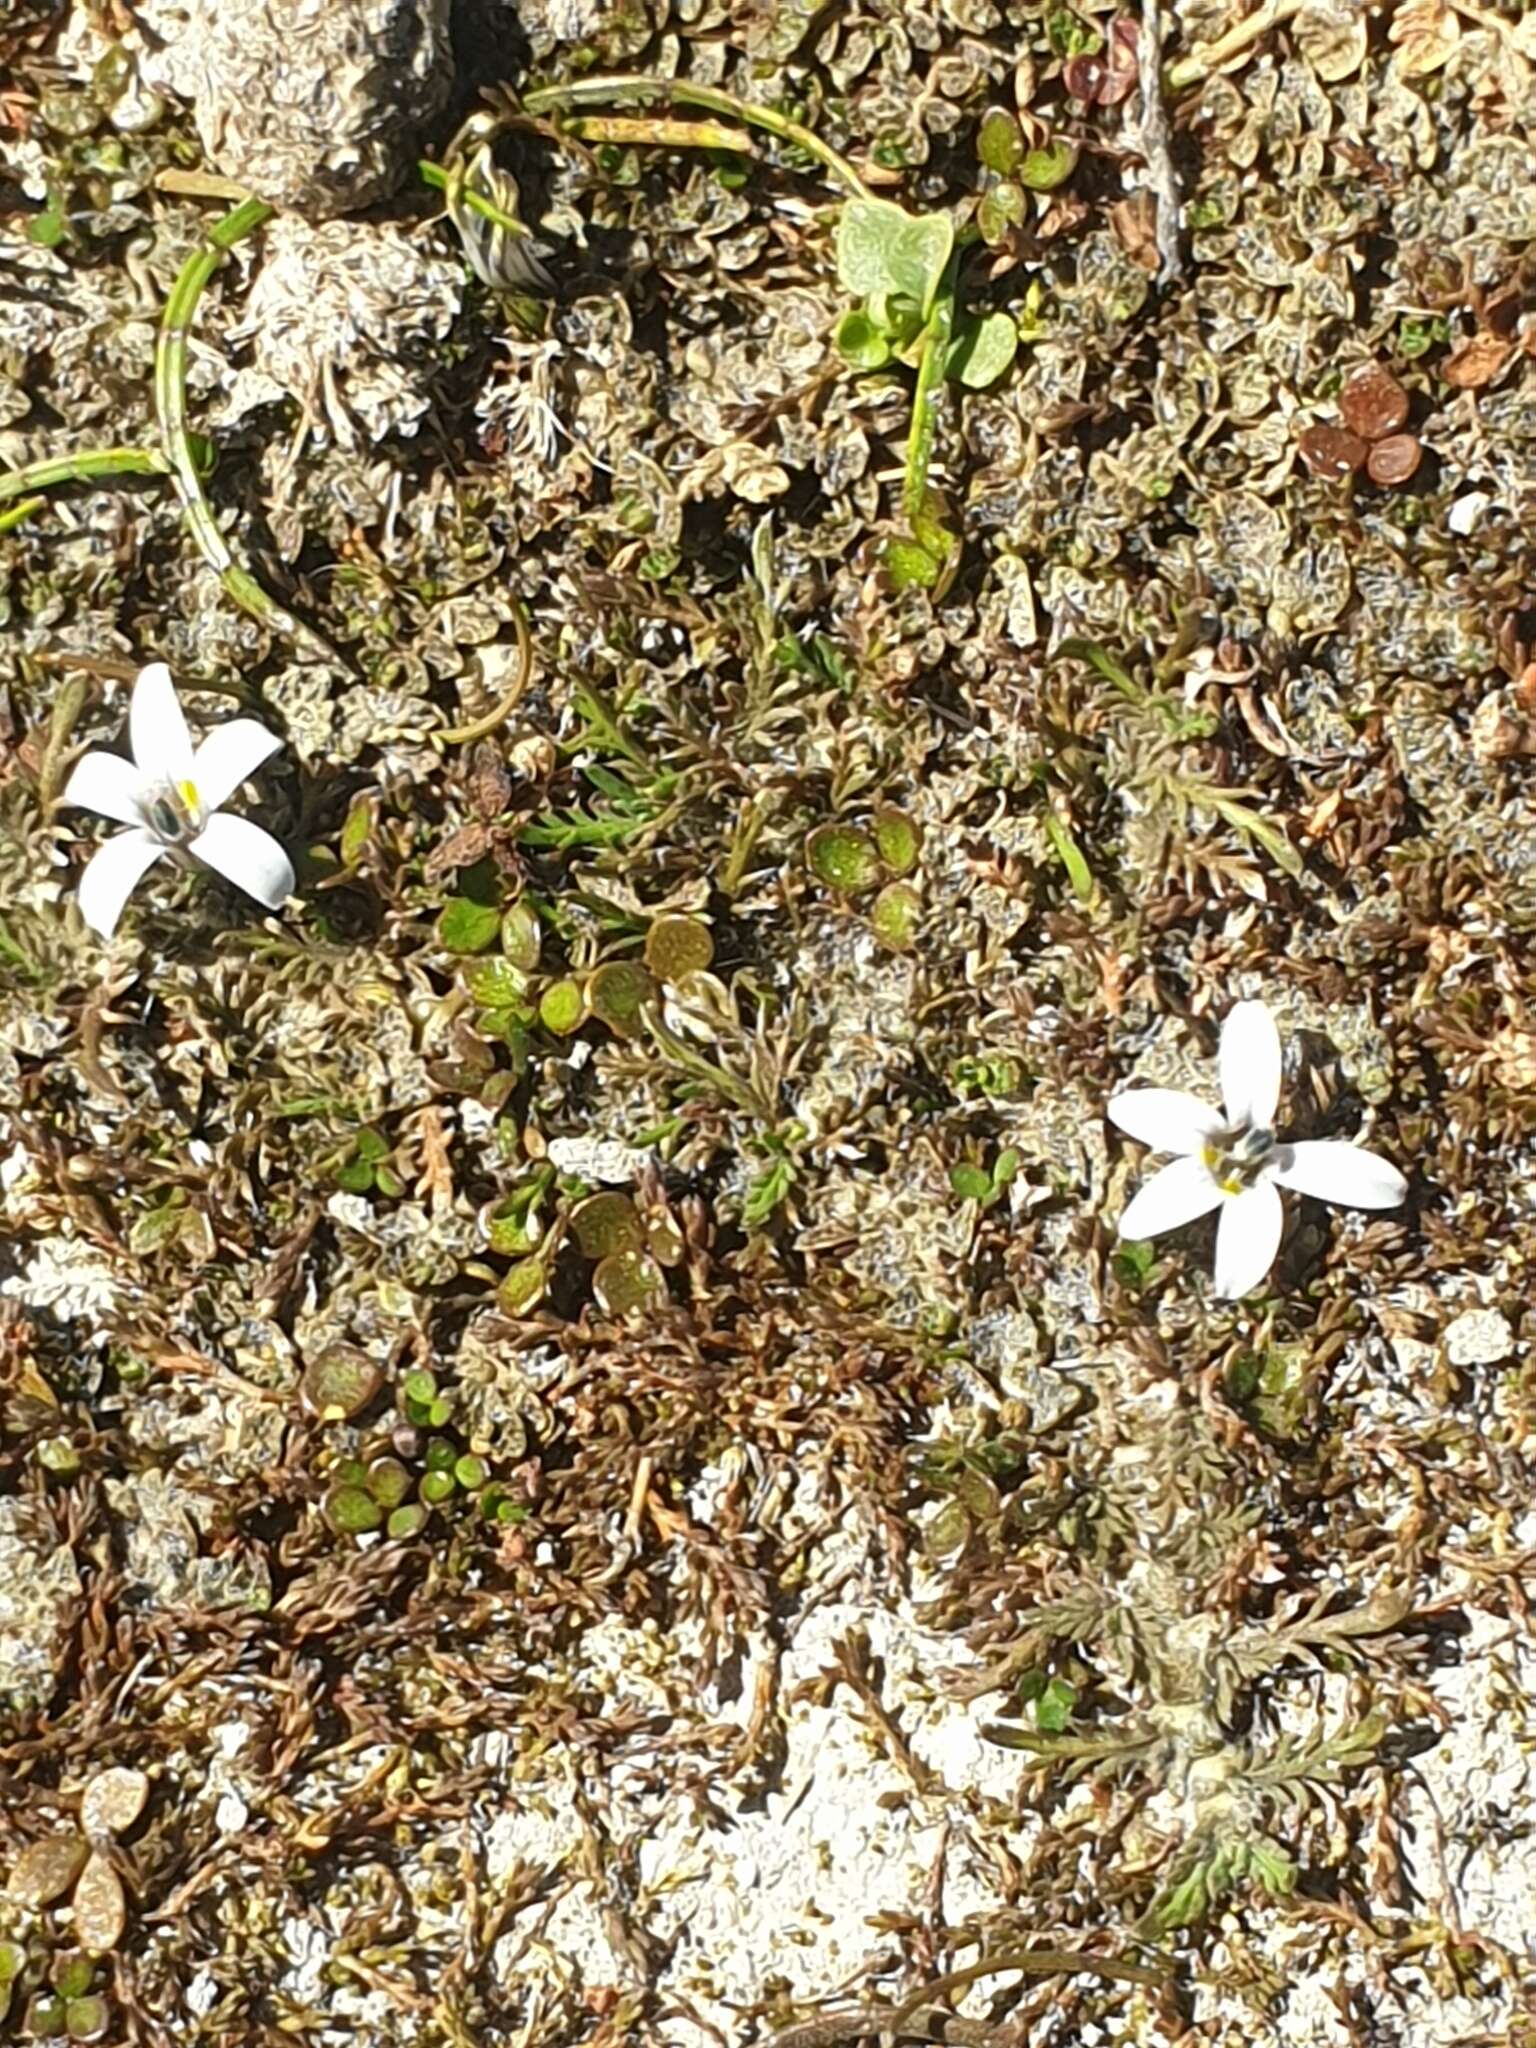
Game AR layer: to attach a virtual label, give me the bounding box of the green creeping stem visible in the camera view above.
[520,75,873,201]
[902,262,956,531]
[0,446,169,504]
[153,197,335,660]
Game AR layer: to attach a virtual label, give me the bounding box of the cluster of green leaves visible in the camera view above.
[805,805,924,948]
[975,106,1077,249]
[833,198,1018,589]
[949,1145,1021,1211]
[333,1126,406,1198]
[321,1368,518,1540]
[486,1179,682,1318]
[0,1945,108,2042]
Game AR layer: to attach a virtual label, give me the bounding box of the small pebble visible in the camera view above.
[1447,492,1490,536]
[1443,1307,1514,1367]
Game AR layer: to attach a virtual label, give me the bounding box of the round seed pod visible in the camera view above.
[188,0,453,221]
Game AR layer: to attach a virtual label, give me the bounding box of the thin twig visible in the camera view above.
[769,1948,1168,2048]
[557,114,755,151]
[435,599,534,744]
[1137,0,1184,283]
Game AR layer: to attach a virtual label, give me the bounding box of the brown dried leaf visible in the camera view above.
[414,1104,455,1211]
[1109,193,1161,272]
[466,741,513,820]
[1388,0,1461,75]
[8,1835,88,1907]
[71,1850,126,1954]
[80,1767,149,1839]
[1442,334,1511,389]
[1295,1,1368,81]
[423,821,492,883]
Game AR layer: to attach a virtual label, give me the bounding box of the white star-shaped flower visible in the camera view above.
[62,663,294,940]
[1107,999,1408,1299]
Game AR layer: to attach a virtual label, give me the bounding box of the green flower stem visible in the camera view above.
[520,76,873,200]
[0,446,169,504]
[417,158,524,234]
[901,271,955,530]
[154,197,336,660]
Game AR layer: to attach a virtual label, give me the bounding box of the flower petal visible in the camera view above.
[129,662,194,785]
[76,829,164,939]
[189,813,294,910]
[1220,999,1282,1130]
[1213,1181,1284,1299]
[1107,1088,1224,1156]
[1272,1139,1407,1211]
[191,719,284,813]
[62,751,146,828]
[1118,1156,1223,1241]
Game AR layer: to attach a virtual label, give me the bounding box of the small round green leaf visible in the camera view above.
[588,961,657,1038]
[498,1257,547,1314]
[439,898,502,953]
[571,1192,646,1259]
[871,807,922,875]
[946,311,1019,390]
[870,881,923,951]
[465,956,529,1009]
[365,1457,413,1510]
[833,307,893,372]
[386,1504,429,1539]
[644,914,715,983]
[500,900,542,971]
[592,1247,666,1315]
[978,106,1024,174]
[324,1485,383,1536]
[301,1349,383,1422]
[539,978,585,1034]
[1020,140,1078,191]
[806,824,880,895]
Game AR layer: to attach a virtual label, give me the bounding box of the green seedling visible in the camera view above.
[949,1146,1021,1211]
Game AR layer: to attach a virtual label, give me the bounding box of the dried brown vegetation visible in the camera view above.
[3,0,1536,2043]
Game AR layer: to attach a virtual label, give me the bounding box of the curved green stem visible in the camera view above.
[0,446,169,504]
[153,197,336,661]
[521,75,872,200]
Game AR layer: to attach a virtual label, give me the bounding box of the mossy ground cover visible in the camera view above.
[3,1,1536,2042]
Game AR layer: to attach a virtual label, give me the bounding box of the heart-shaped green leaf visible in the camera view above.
[836,199,954,316]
